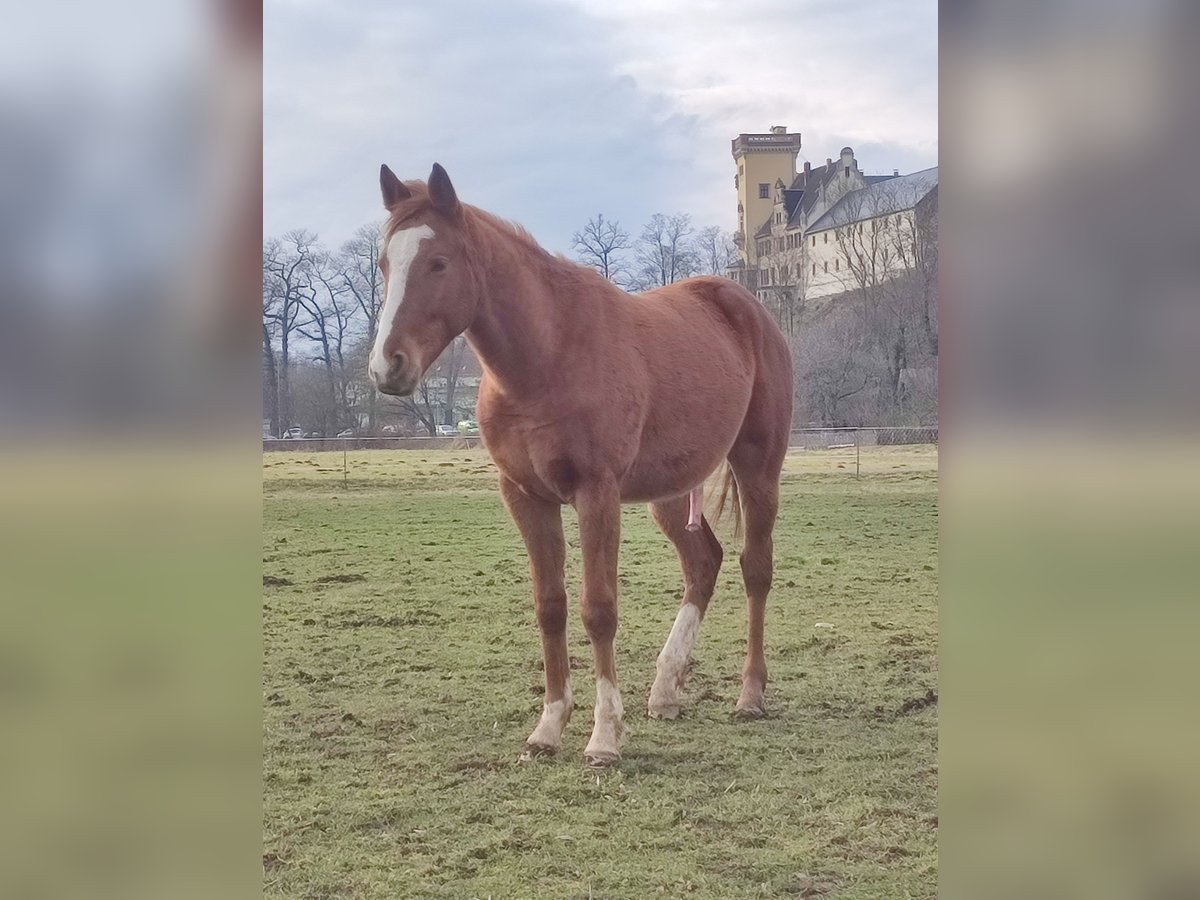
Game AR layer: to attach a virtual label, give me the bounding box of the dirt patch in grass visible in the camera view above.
[337,612,442,628]
[899,688,938,715]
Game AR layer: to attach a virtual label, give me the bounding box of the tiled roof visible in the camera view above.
[806,167,938,233]
[786,162,840,229]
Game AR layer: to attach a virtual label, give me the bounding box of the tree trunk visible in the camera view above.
[262,322,279,438]
[279,329,291,430]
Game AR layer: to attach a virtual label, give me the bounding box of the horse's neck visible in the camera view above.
[464,223,569,398]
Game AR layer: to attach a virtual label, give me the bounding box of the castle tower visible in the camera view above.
[731,125,801,267]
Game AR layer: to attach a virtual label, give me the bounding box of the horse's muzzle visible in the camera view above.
[373,372,417,396]
[369,349,419,396]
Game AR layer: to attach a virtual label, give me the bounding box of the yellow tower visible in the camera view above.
[732,125,801,267]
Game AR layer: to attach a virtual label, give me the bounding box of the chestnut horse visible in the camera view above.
[369,163,792,767]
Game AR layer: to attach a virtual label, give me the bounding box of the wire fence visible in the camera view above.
[263,426,937,481]
[262,425,937,453]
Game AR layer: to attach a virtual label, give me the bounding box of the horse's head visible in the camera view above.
[368,163,480,396]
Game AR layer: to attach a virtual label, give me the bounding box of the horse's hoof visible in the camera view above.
[647,701,681,720]
[519,742,558,762]
[583,750,621,769]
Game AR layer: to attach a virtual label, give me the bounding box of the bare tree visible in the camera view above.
[338,224,387,430]
[793,305,873,426]
[762,252,809,339]
[827,182,939,422]
[571,214,631,284]
[262,263,281,437]
[830,189,912,415]
[692,226,737,276]
[632,213,696,289]
[901,190,938,357]
[296,249,361,434]
[262,230,319,431]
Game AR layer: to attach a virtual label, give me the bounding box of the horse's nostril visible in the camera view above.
[391,351,408,372]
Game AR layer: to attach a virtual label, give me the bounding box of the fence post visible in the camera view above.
[343,440,348,486]
[856,428,860,478]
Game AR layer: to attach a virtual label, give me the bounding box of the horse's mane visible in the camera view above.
[384,181,617,295]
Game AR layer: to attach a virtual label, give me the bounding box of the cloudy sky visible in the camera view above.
[265,0,937,254]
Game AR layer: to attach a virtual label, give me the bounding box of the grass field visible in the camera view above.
[263,446,938,899]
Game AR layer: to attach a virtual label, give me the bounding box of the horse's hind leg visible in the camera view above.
[729,471,779,717]
[727,410,788,717]
[646,494,724,719]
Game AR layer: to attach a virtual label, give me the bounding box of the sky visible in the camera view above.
[264,0,937,255]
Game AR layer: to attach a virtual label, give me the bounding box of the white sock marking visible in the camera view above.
[657,603,701,688]
[527,683,573,749]
[586,676,627,757]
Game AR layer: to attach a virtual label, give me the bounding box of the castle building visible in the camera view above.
[727,126,937,311]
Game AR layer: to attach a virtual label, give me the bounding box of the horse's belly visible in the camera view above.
[619,412,743,503]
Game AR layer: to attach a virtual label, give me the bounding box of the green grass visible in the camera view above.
[263,446,938,899]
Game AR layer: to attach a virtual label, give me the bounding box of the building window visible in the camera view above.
[812,263,816,276]
[759,183,769,199]
[823,262,828,273]
[811,235,816,247]
[835,259,839,271]
[823,233,828,244]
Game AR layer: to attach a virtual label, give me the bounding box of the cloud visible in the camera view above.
[264,0,936,253]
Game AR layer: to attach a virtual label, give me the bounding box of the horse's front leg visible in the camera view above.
[574,477,627,768]
[500,478,573,760]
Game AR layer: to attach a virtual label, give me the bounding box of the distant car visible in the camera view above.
[305,431,324,439]
[282,427,304,439]
[336,429,355,438]
[382,425,399,435]
[457,419,480,435]
[436,424,458,437]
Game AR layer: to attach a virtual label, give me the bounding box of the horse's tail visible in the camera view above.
[713,464,742,540]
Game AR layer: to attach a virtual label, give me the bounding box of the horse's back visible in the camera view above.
[649,276,792,469]
[637,277,790,387]
[610,276,791,501]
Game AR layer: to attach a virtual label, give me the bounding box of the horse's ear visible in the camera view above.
[380,164,411,209]
[428,163,460,216]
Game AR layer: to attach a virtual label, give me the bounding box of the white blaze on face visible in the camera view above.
[368,224,435,383]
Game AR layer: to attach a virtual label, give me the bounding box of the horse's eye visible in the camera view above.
[431,259,448,273]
